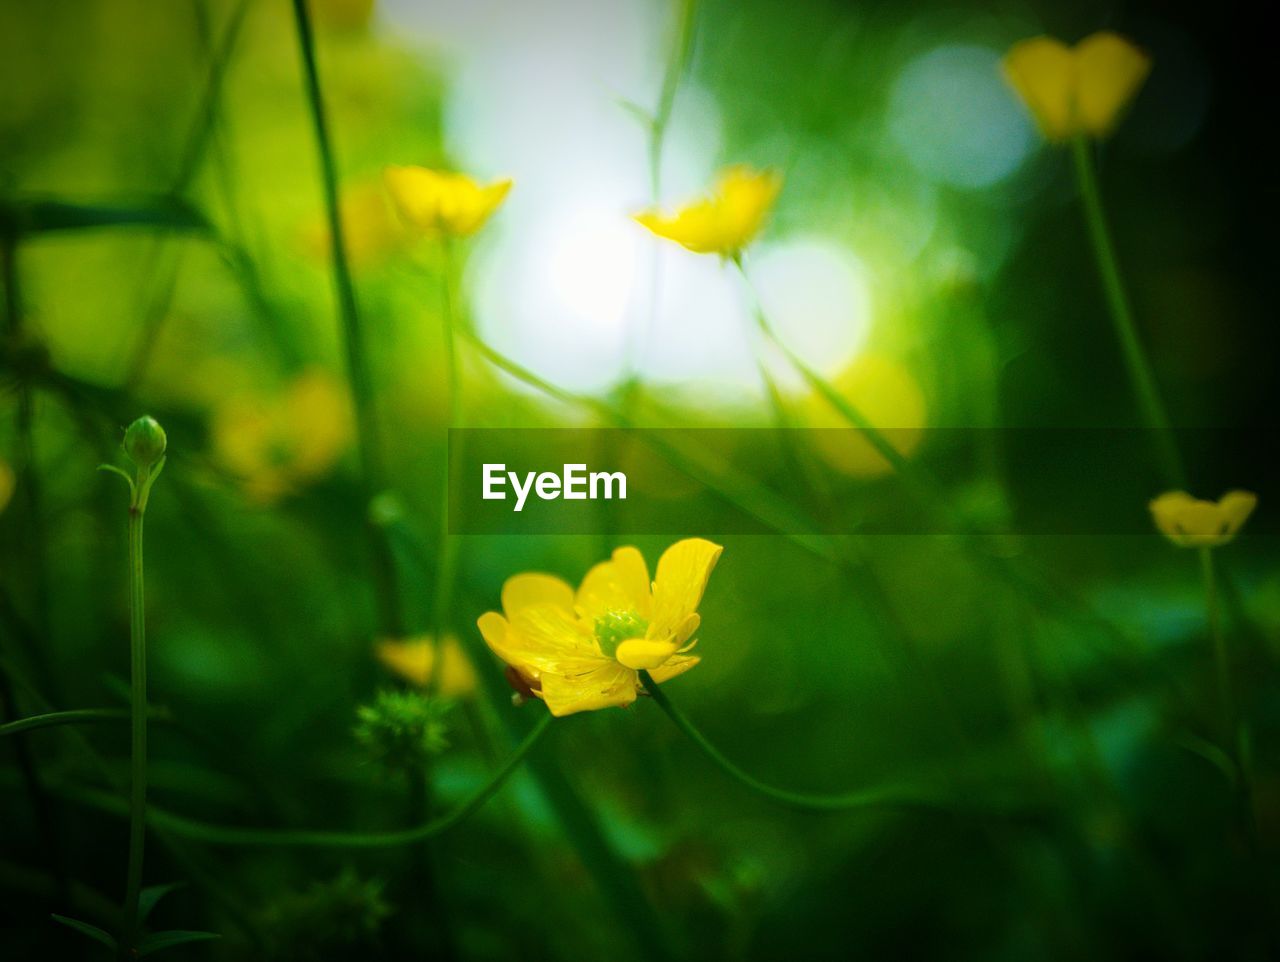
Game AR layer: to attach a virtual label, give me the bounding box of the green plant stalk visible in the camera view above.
[72,714,551,848]
[431,239,463,652]
[120,480,149,959]
[621,0,698,389]
[290,0,404,636]
[638,671,947,812]
[1199,548,1234,748]
[1071,137,1185,488]
[1198,547,1259,850]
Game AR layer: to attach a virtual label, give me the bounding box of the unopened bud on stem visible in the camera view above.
[124,416,167,470]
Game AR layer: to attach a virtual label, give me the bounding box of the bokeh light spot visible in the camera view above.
[889,44,1036,189]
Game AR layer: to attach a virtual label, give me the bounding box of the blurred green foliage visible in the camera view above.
[2,0,1278,959]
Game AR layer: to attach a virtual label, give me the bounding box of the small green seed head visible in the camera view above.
[124,415,167,469]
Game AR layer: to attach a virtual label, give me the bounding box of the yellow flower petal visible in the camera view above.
[1074,32,1151,138]
[1218,490,1258,534]
[1003,32,1150,142]
[634,166,780,256]
[646,653,700,684]
[1002,37,1076,141]
[506,604,606,676]
[1149,489,1258,548]
[650,538,723,639]
[575,546,652,621]
[614,638,679,671]
[502,573,576,618]
[539,662,638,716]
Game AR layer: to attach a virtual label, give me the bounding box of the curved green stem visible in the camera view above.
[638,671,944,812]
[1070,136,1185,488]
[71,713,550,849]
[2,708,129,738]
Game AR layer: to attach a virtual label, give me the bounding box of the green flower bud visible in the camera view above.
[123,416,167,469]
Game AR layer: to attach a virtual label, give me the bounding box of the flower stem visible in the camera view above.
[1199,547,1233,746]
[74,714,551,848]
[1198,547,1259,849]
[290,0,403,636]
[638,671,947,813]
[1,708,130,738]
[1070,136,1185,488]
[431,239,463,649]
[119,487,148,959]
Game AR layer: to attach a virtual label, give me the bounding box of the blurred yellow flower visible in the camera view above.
[310,0,375,32]
[1002,32,1151,142]
[0,460,14,514]
[802,354,927,478]
[1150,490,1257,548]
[634,166,781,256]
[376,635,477,698]
[383,166,512,238]
[477,538,722,717]
[301,181,406,269]
[211,369,353,503]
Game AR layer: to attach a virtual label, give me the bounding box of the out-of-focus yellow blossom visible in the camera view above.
[1002,32,1151,141]
[211,369,353,503]
[477,538,722,717]
[802,354,927,478]
[0,461,14,514]
[1150,490,1257,548]
[310,0,375,32]
[376,635,477,698]
[301,181,406,269]
[634,166,781,256]
[383,166,512,238]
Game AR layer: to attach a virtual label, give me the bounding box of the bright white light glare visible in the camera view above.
[545,207,639,333]
[632,249,757,393]
[889,44,1036,189]
[750,238,872,381]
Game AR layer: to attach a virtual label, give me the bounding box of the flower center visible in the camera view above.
[594,609,649,655]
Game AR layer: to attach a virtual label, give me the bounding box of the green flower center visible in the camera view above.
[594,609,649,655]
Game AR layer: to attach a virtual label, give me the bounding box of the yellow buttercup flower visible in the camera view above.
[1149,490,1257,548]
[376,635,477,698]
[1002,32,1151,142]
[634,166,781,256]
[211,369,354,503]
[383,165,512,238]
[0,460,14,514]
[477,538,723,717]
